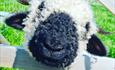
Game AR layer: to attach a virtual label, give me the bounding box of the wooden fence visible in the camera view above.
[0,44,115,70]
[98,0,115,15]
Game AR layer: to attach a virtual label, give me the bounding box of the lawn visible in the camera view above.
[0,0,28,13]
[91,2,115,58]
[0,0,115,70]
[0,67,22,70]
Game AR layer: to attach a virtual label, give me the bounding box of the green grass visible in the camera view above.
[0,23,24,46]
[0,0,28,13]
[91,3,115,58]
[0,1,115,70]
[0,67,22,70]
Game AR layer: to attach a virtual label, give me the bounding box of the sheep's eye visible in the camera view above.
[38,1,45,11]
[85,22,90,31]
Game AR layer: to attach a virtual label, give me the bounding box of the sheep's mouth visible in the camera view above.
[40,44,68,60]
[43,42,64,51]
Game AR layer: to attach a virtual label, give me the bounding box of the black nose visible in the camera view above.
[28,12,78,67]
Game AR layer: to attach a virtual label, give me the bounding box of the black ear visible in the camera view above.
[5,12,27,30]
[17,0,29,5]
[87,35,107,56]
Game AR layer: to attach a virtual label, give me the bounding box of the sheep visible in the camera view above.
[5,0,107,69]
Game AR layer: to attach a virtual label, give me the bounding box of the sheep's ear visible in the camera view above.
[5,12,27,30]
[17,0,29,5]
[87,35,107,56]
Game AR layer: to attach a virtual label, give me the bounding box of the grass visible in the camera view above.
[0,0,115,70]
[0,0,28,13]
[91,3,115,58]
[0,67,22,70]
[0,23,24,46]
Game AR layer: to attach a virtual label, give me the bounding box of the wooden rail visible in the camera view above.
[98,0,115,15]
[0,45,115,70]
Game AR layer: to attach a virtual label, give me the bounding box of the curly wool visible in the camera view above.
[23,0,97,44]
[22,0,98,68]
[28,12,78,67]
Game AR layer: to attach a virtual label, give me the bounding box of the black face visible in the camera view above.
[5,11,107,67]
[28,12,78,67]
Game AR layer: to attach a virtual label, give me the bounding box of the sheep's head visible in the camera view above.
[5,0,107,68]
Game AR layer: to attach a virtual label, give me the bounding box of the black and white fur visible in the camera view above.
[5,0,107,69]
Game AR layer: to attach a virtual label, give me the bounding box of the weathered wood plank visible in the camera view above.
[13,48,64,70]
[98,0,115,15]
[0,45,16,67]
[0,45,115,70]
[0,45,64,70]
[83,52,115,70]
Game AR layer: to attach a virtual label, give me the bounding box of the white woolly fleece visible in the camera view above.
[22,0,97,50]
[23,0,98,60]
